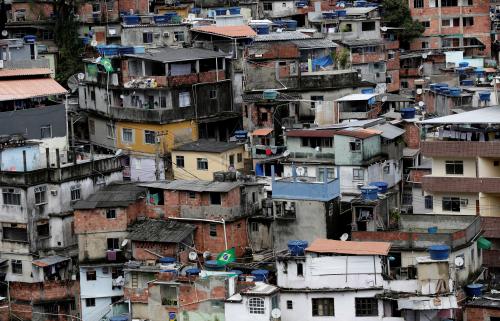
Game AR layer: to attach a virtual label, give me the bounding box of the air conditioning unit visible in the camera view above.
[163,31,170,37]
[460,199,468,206]
[153,32,161,38]
[50,190,58,196]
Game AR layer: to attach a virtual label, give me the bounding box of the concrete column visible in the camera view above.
[23,151,27,172]
[141,60,146,76]
[45,148,50,168]
[195,60,200,73]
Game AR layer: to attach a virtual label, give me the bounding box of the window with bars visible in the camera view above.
[70,184,81,201]
[413,0,423,7]
[3,188,21,205]
[106,209,116,219]
[176,156,185,168]
[11,260,22,274]
[248,297,265,314]
[425,195,433,209]
[263,2,272,10]
[85,298,96,307]
[353,168,364,180]
[209,223,217,237]
[312,298,334,316]
[34,186,47,205]
[86,270,96,281]
[445,160,463,175]
[355,298,378,316]
[442,197,460,212]
[197,158,208,170]
[122,128,134,143]
[144,130,156,144]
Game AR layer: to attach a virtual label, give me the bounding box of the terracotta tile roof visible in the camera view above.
[306,239,391,255]
[286,129,337,138]
[252,128,273,136]
[0,68,52,78]
[0,78,67,101]
[334,128,379,139]
[192,25,257,38]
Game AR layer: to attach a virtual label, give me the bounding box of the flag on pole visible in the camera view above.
[100,58,114,73]
[216,247,236,266]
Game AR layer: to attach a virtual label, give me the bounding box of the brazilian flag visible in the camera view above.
[216,248,236,266]
[101,58,114,73]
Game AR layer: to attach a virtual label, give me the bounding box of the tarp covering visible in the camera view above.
[312,55,333,70]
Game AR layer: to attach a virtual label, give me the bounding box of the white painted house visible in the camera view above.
[225,282,279,321]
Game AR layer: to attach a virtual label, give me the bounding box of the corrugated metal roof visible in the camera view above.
[73,183,147,209]
[286,129,337,138]
[193,25,257,38]
[0,68,52,78]
[335,128,379,139]
[252,128,273,136]
[128,219,195,243]
[0,78,67,101]
[143,180,242,192]
[336,93,378,101]
[32,255,70,267]
[254,31,311,42]
[291,38,337,49]
[420,106,500,125]
[370,123,405,139]
[242,282,279,296]
[125,47,227,63]
[306,239,391,255]
[338,39,384,47]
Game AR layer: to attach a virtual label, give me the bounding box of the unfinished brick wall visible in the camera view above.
[193,217,248,257]
[9,281,79,303]
[403,122,421,149]
[465,307,500,321]
[132,241,178,261]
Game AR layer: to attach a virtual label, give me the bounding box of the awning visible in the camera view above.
[32,255,70,267]
[252,128,273,136]
[0,259,8,268]
[0,78,67,101]
[477,236,492,250]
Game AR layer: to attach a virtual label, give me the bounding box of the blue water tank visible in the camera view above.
[159,257,176,264]
[355,0,367,6]
[361,186,378,201]
[458,61,469,68]
[24,35,37,43]
[441,88,450,95]
[400,107,416,119]
[234,130,248,139]
[474,67,485,75]
[322,12,337,19]
[123,15,140,25]
[254,25,270,34]
[284,20,298,30]
[479,91,491,101]
[369,181,388,193]
[229,7,241,14]
[215,8,227,15]
[110,316,129,321]
[263,89,278,100]
[336,9,347,16]
[288,240,308,256]
[461,79,474,86]
[361,88,374,94]
[449,87,461,97]
[251,269,269,282]
[154,15,171,23]
[185,268,201,276]
[428,245,450,260]
[296,0,308,7]
[429,83,439,91]
[466,284,483,297]
[190,7,201,14]
[205,260,225,271]
[428,226,438,234]
[229,269,244,280]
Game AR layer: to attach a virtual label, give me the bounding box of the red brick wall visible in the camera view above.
[387,69,400,93]
[465,307,500,321]
[403,122,421,149]
[193,217,248,257]
[124,286,149,303]
[10,280,79,303]
[10,302,32,320]
[245,44,299,60]
[166,188,241,211]
[11,3,53,21]
[132,241,178,261]
[119,0,149,14]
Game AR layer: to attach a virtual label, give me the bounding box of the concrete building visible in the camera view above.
[225,282,279,321]
[171,140,246,181]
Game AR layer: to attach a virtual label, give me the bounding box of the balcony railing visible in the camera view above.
[123,70,226,88]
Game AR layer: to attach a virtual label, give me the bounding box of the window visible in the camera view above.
[34,186,47,205]
[197,158,208,170]
[342,23,352,32]
[442,197,460,212]
[297,263,303,276]
[441,0,457,6]
[86,270,97,281]
[282,2,286,6]
[263,2,272,10]
[287,300,293,309]
[176,156,185,168]
[237,153,243,163]
[353,168,364,180]
[414,0,423,7]
[3,189,21,206]
[248,297,265,314]
[40,125,52,139]
[209,90,217,99]
[85,298,96,307]
[441,19,450,27]
[11,260,22,274]
[467,0,473,5]
[301,137,332,148]
[89,120,95,135]
[106,209,116,219]
[355,298,378,316]
[310,96,324,109]
[161,285,178,306]
[122,128,134,143]
[318,168,335,181]
[70,184,81,201]
[37,222,49,237]
[424,195,433,209]
[92,3,101,12]
[445,160,463,175]
[421,21,430,28]
[387,51,395,60]
[90,89,96,101]
[174,31,185,42]
[494,160,500,167]
[143,32,153,43]
[209,223,217,237]
[188,191,196,199]
[463,17,474,27]
[144,130,156,145]
[210,192,221,205]
[251,222,259,232]
[422,41,429,49]
[401,81,409,89]
[383,165,390,174]
[261,112,268,121]
[229,155,235,166]
[159,96,167,108]
[362,21,376,31]
[179,91,191,107]
[107,238,120,250]
[106,123,115,139]
[312,298,335,316]
[349,139,362,151]
[3,225,28,241]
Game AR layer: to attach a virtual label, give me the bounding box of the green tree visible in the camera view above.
[381,0,424,48]
[52,0,83,85]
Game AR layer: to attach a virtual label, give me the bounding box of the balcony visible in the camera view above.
[422,176,500,193]
[252,145,287,159]
[123,70,226,88]
[299,70,361,90]
[272,173,340,202]
[422,141,500,158]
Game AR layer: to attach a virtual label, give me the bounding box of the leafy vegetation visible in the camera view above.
[381,0,425,48]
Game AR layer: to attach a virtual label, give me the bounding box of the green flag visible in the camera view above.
[101,58,113,73]
[216,248,236,266]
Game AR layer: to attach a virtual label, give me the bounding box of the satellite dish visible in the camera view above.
[418,101,425,107]
[121,239,128,247]
[381,96,387,103]
[115,149,123,157]
[77,72,85,81]
[271,308,282,319]
[283,150,290,157]
[315,146,321,152]
[189,252,198,261]
[1,30,8,37]
[67,74,80,93]
[296,166,305,176]
[416,88,423,95]
[95,56,102,63]
[203,251,211,259]
[340,233,349,241]
[381,26,388,32]
[91,39,98,47]
[422,53,428,59]
[454,256,464,267]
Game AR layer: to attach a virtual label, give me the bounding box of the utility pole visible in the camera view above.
[155,131,168,180]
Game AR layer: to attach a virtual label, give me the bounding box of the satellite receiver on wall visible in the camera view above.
[454,256,464,268]
[271,308,282,320]
[296,166,305,176]
[188,252,198,261]
[340,233,349,241]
